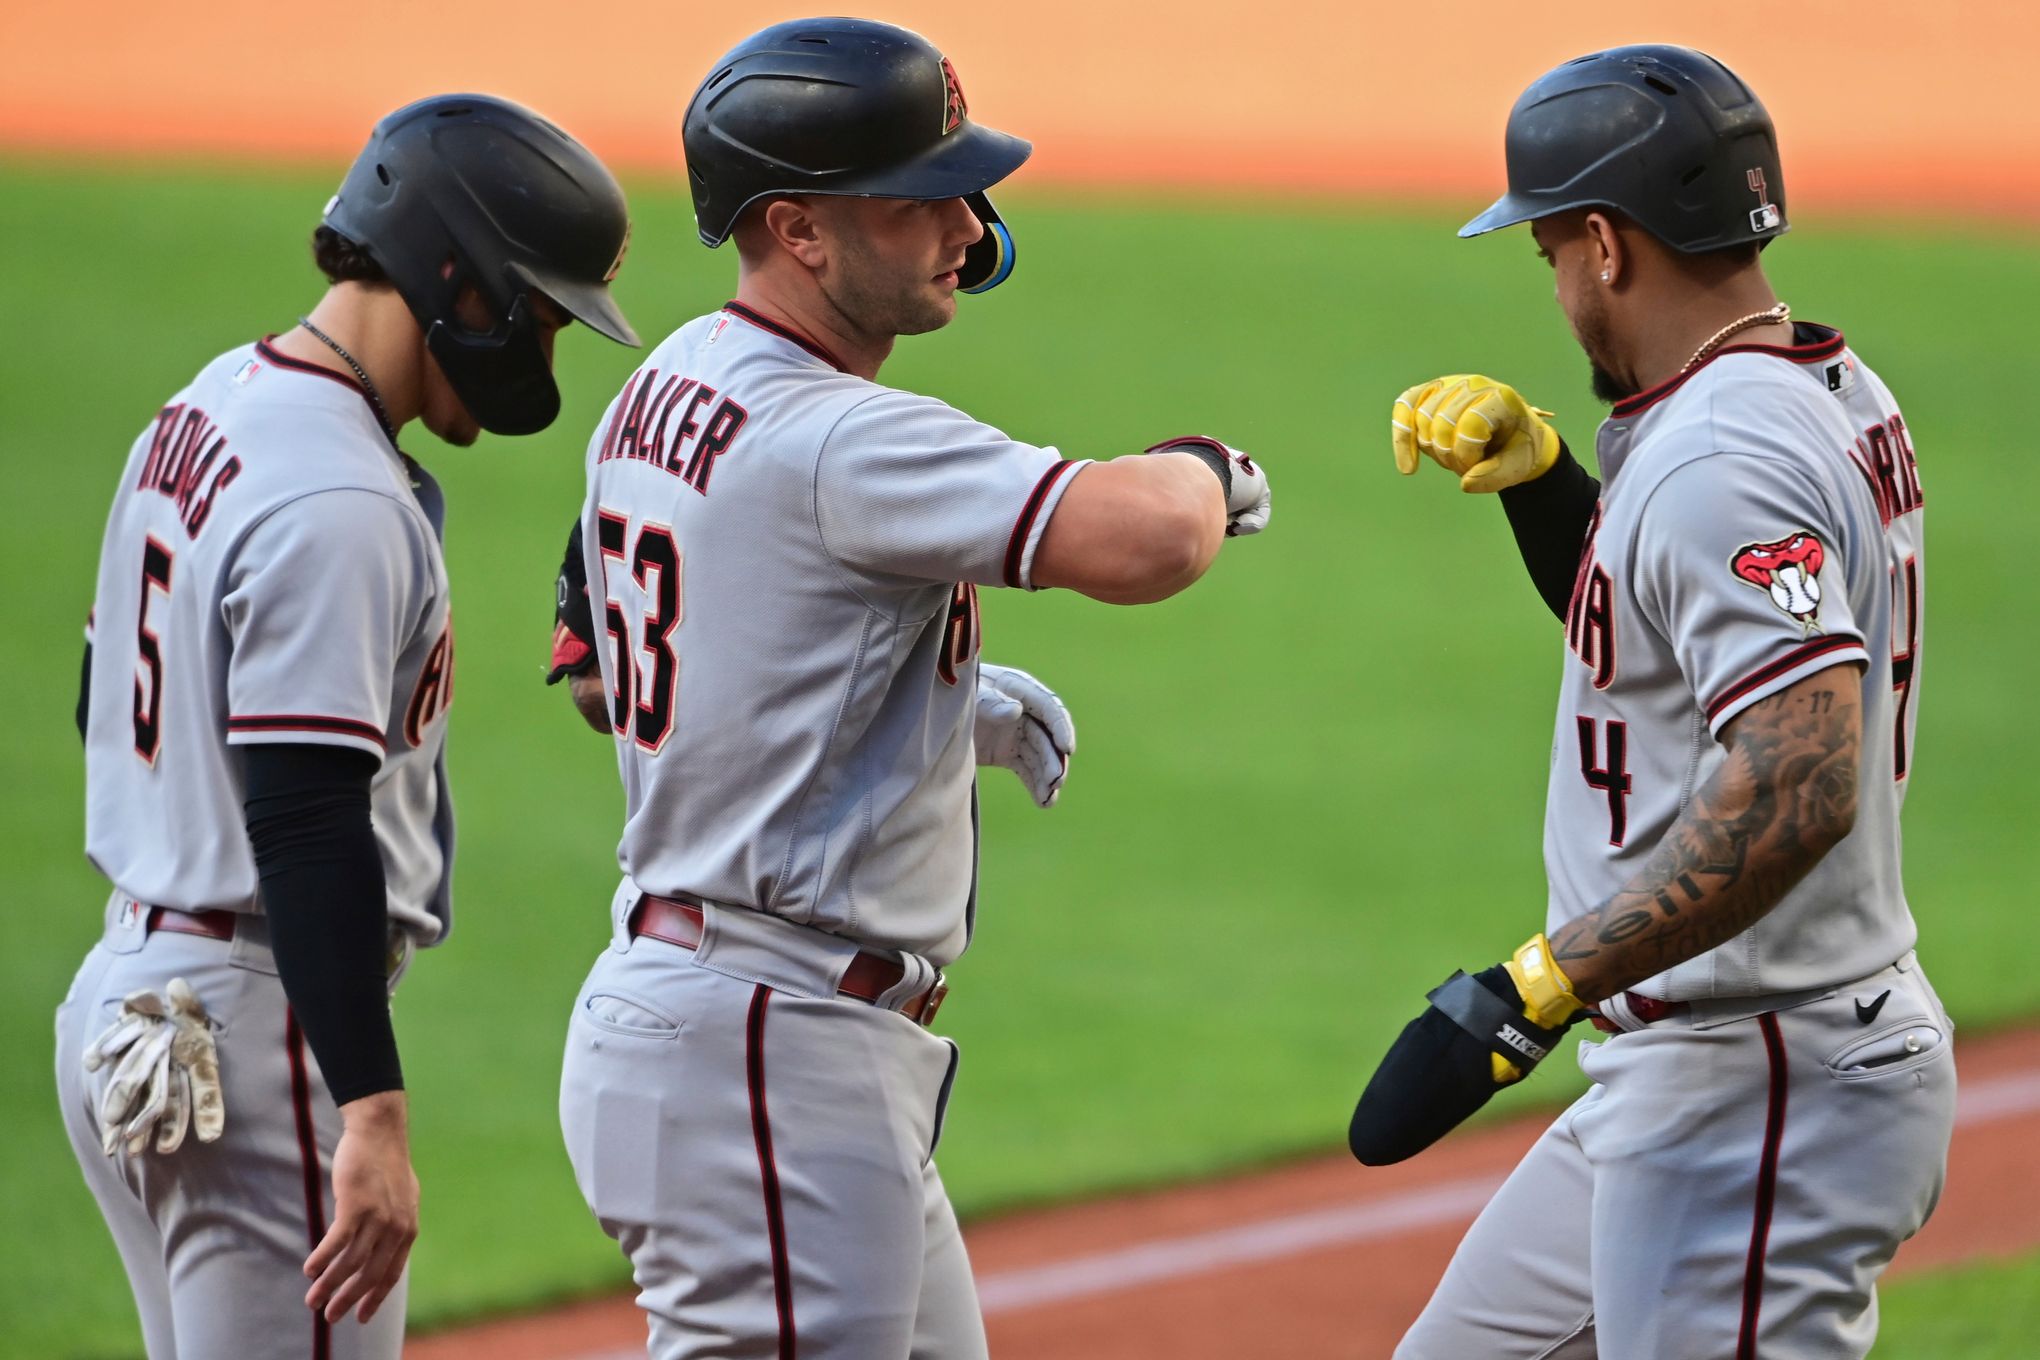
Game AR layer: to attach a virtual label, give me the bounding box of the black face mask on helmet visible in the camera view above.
[323,93,640,436]
[684,18,1031,294]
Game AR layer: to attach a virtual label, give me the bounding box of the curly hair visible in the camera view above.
[311,225,388,284]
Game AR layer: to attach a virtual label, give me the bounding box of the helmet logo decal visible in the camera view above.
[940,57,968,134]
[1731,530,1826,634]
[604,220,632,283]
[1747,168,1782,233]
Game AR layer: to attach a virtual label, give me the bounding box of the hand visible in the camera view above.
[974,663,1075,807]
[84,979,225,1156]
[1145,436,1271,536]
[304,1091,418,1325]
[1348,934,1587,1166]
[568,669,609,734]
[1492,932,1589,1082]
[1391,375,1560,493]
[546,518,598,688]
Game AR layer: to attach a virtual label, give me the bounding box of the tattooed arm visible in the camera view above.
[1549,664,1863,1005]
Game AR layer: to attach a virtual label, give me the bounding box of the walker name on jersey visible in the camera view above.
[595,368,750,494]
[133,403,243,540]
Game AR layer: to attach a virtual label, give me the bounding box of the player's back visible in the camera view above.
[84,340,453,934]
[582,304,1076,964]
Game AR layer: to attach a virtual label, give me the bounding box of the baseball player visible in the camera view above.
[1346,47,1951,1359]
[550,18,1271,1358]
[56,96,636,1359]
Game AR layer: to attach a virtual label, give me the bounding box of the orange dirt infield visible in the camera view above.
[2,1,2036,218]
[410,1026,2040,1360]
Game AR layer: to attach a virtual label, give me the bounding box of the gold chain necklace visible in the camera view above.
[1685,302,1792,371]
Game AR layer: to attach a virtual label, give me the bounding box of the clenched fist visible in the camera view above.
[1391,375,1560,493]
[1145,436,1271,537]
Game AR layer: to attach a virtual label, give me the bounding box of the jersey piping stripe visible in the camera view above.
[746,985,797,1359]
[722,301,849,374]
[1003,460,1076,588]
[253,340,398,449]
[1737,1012,1790,1360]
[1611,327,1849,419]
[1704,635,1866,724]
[286,1009,334,1360]
[229,714,389,749]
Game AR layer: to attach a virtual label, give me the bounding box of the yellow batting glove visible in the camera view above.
[1390,375,1562,494]
[1390,374,1473,475]
[1490,933,1589,1084]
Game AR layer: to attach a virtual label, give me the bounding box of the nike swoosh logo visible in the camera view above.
[1856,989,1892,1025]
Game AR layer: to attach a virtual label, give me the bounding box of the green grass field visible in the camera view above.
[2,157,2035,1357]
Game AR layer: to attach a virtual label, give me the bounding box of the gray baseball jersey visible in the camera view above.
[64,336,458,1360]
[1404,326,1951,1360]
[83,339,457,943]
[1544,325,1925,999]
[578,302,1085,965]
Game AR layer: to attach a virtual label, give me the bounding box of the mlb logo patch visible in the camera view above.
[1746,168,1781,234]
[233,358,263,385]
[1826,357,1857,393]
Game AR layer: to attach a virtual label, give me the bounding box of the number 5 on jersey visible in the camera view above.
[134,536,175,764]
[596,510,682,752]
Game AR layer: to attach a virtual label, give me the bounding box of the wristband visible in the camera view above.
[1144,436,1234,499]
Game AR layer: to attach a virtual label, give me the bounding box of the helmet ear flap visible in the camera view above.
[957,192,1015,294]
[424,297,563,435]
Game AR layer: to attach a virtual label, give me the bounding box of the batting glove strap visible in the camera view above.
[1144,435,1272,537]
[547,521,599,685]
[1428,968,1572,1074]
[1148,435,1233,497]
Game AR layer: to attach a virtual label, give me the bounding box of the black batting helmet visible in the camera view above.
[323,94,639,435]
[1460,45,1787,254]
[683,17,1030,293]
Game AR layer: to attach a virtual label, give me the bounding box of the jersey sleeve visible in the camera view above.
[813,390,1088,590]
[221,488,433,761]
[1631,452,1870,737]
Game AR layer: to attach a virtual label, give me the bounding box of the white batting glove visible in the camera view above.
[84,979,225,1156]
[1145,436,1272,537]
[975,663,1076,808]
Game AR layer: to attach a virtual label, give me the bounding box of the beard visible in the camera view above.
[818,223,956,340]
[1571,291,1636,404]
[1588,358,1634,405]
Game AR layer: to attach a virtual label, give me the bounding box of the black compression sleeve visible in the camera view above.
[77,640,91,741]
[242,743,404,1105]
[1498,441,1602,621]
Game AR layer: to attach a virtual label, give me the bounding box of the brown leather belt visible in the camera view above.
[144,906,238,942]
[629,894,949,1027]
[1589,991,1687,1034]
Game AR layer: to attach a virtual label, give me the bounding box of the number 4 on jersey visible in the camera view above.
[596,510,683,752]
[1577,716,1631,847]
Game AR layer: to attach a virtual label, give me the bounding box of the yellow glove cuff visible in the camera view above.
[1523,408,1562,482]
[1503,933,1586,1030]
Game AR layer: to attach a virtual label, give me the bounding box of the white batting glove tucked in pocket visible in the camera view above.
[974,663,1075,808]
[84,979,225,1156]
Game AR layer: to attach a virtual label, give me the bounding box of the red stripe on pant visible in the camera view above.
[747,985,796,1358]
[1737,1012,1790,1359]
[286,1009,333,1360]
